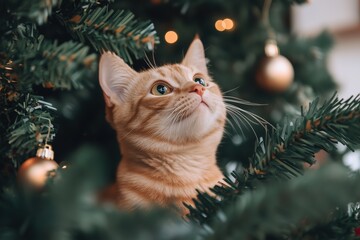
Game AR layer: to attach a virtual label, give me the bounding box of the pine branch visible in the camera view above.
[1,23,97,91]
[253,93,360,177]
[5,94,56,167]
[5,0,60,25]
[23,40,96,90]
[57,4,159,64]
[293,206,360,239]
[207,164,360,240]
[0,149,198,240]
[187,94,360,224]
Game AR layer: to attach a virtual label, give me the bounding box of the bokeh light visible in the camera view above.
[215,20,226,31]
[215,18,235,31]
[223,18,234,30]
[164,31,178,44]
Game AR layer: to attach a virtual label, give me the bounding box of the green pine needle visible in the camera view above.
[8,0,61,25]
[208,164,360,240]
[6,94,56,167]
[187,94,360,225]
[58,4,159,64]
[1,23,97,91]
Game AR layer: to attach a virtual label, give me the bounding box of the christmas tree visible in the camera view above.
[1,0,360,239]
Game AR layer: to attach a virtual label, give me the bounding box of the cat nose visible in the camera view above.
[190,84,206,96]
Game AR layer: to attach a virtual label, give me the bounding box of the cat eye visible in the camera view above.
[194,77,207,87]
[151,83,172,96]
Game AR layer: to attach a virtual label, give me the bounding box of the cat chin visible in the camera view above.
[173,106,218,139]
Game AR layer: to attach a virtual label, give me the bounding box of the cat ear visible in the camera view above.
[182,37,208,74]
[99,52,137,106]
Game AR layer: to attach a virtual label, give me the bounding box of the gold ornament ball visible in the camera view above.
[18,157,58,188]
[18,145,58,189]
[256,55,294,93]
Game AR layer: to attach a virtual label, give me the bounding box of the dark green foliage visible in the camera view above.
[253,93,360,176]
[0,0,159,167]
[1,23,96,91]
[208,164,360,240]
[1,150,359,240]
[0,146,197,240]
[296,204,360,239]
[4,0,61,25]
[187,94,360,225]
[58,4,159,64]
[1,0,360,239]
[6,94,56,166]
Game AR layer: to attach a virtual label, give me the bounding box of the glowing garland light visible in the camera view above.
[215,18,234,32]
[164,30,178,44]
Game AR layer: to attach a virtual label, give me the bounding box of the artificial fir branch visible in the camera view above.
[5,94,56,167]
[1,158,359,239]
[187,94,360,224]
[293,207,360,239]
[207,164,360,240]
[0,23,96,91]
[0,24,96,92]
[2,0,60,25]
[22,40,96,90]
[58,4,159,64]
[0,151,198,240]
[253,93,360,176]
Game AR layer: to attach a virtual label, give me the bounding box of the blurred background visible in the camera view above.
[292,0,360,98]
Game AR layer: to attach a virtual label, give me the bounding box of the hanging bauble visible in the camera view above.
[18,144,58,189]
[256,40,294,93]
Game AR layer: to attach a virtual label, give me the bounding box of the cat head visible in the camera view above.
[99,38,226,148]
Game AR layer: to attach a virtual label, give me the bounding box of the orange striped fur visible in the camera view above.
[99,39,226,214]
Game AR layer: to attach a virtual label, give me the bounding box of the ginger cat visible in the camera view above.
[99,38,226,214]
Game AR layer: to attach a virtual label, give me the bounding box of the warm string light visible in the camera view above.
[164,31,178,44]
[215,20,226,32]
[165,18,234,43]
[215,18,234,32]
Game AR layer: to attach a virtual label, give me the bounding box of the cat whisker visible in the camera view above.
[166,100,194,124]
[169,110,182,125]
[118,126,137,142]
[226,106,259,141]
[151,49,157,68]
[169,106,184,126]
[222,86,241,95]
[225,109,245,137]
[226,105,265,127]
[164,106,182,125]
[223,97,268,106]
[144,51,155,70]
[212,95,272,141]
[227,108,259,125]
[224,101,274,129]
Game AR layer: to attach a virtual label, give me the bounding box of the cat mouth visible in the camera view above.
[200,100,209,108]
[191,100,210,114]
[175,100,210,122]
